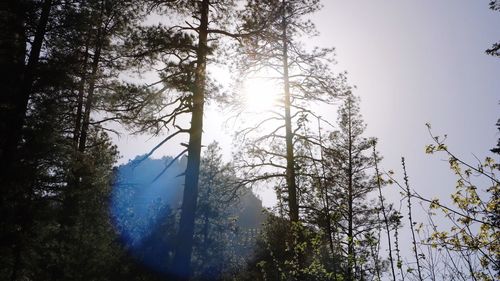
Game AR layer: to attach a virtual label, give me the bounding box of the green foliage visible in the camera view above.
[240,216,334,281]
[1,1,497,281]
[0,1,166,280]
[390,126,500,281]
[424,137,500,280]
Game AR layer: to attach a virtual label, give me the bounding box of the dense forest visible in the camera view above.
[0,0,498,281]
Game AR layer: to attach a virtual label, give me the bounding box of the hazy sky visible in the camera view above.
[315,0,499,203]
[112,0,499,211]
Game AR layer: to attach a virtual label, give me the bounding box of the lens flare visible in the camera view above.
[242,77,281,112]
[110,155,264,278]
[110,156,185,276]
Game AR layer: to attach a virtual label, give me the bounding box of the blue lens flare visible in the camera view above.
[110,155,184,276]
[110,154,264,278]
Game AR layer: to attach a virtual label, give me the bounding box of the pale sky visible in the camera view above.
[315,0,499,203]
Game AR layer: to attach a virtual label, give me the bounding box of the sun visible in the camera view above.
[242,77,281,113]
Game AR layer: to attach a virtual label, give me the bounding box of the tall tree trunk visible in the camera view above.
[0,0,26,167]
[281,2,303,279]
[0,4,27,240]
[347,100,354,281]
[317,118,338,280]
[0,2,51,280]
[73,42,90,148]
[172,0,209,279]
[78,0,106,153]
[281,0,299,224]
[2,0,52,166]
[78,37,102,153]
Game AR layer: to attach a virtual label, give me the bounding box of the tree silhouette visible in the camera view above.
[234,0,348,223]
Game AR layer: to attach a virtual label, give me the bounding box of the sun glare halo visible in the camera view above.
[242,77,281,113]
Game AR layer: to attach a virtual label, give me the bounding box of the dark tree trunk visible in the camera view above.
[78,0,106,153]
[0,0,26,167]
[347,101,354,281]
[317,119,338,279]
[78,22,103,153]
[72,42,90,148]
[172,0,209,279]
[2,0,52,166]
[281,0,299,224]
[281,2,302,279]
[78,43,101,153]
[0,2,51,280]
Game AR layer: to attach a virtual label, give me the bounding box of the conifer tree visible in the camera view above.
[131,1,266,278]
[323,95,383,280]
[0,1,153,279]
[192,142,245,279]
[230,3,348,279]
[235,0,348,224]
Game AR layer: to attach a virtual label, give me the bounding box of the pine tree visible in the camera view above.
[0,0,53,173]
[128,1,267,278]
[229,3,349,279]
[0,1,155,279]
[193,142,244,279]
[235,0,348,225]
[323,95,383,280]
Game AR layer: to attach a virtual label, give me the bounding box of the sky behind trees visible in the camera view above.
[113,0,499,209]
[316,1,499,203]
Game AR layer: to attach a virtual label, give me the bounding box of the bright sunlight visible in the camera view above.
[242,77,281,112]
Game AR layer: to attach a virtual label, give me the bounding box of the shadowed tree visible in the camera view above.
[0,1,156,280]
[0,0,52,172]
[192,142,246,279]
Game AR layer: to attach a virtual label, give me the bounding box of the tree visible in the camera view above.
[230,2,348,278]
[125,1,269,278]
[0,2,70,278]
[44,2,149,279]
[239,207,345,281]
[234,0,348,224]
[192,142,245,279]
[0,0,53,172]
[237,0,348,224]
[0,1,155,279]
[322,95,385,280]
[422,126,499,280]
